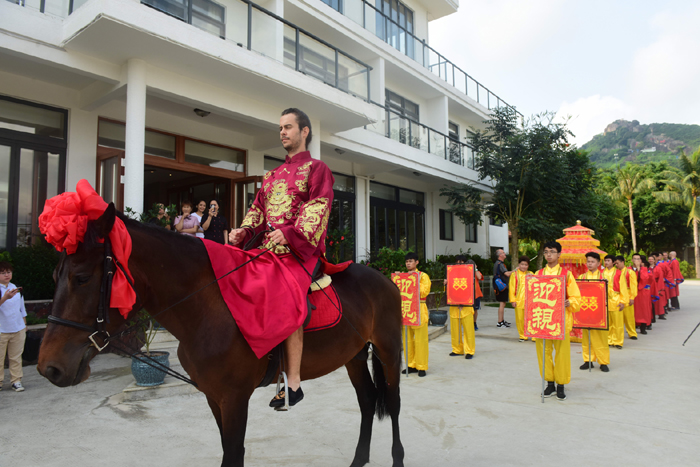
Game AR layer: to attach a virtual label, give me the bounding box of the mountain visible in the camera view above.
[581,120,700,168]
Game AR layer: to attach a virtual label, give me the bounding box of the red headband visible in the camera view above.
[39,179,136,318]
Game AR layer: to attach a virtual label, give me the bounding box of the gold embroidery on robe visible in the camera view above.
[296,161,312,174]
[262,239,289,255]
[266,180,294,224]
[240,204,264,229]
[295,179,308,193]
[264,171,273,180]
[295,197,330,247]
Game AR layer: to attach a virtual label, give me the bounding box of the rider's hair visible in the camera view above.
[282,108,312,149]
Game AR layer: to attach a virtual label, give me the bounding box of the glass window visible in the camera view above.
[321,0,342,12]
[439,209,453,241]
[0,97,66,139]
[0,146,10,249]
[449,121,459,140]
[465,223,477,243]
[185,139,245,172]
[17,149,61,247]
[370,182,396,201]
[264,156,284,173]
[399,189,423,206]
[145,131,176,159]
[333,173,355,193]
[98,120,126,149]
[490,215,503,227]
[386,90,419,121]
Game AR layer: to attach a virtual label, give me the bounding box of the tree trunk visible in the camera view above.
[510,227,519,270]
[694,218,700,279]
[536,244,545,270]
[628,197,637,253]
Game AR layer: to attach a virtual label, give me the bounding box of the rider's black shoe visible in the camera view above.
[269,386,304,408]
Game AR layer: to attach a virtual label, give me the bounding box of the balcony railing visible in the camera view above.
[322,0,521,115]
[142,0,372,101]
[6,0,87,17]
[366,102,477,170]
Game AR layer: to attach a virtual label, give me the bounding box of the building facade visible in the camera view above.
[0,0,511,261]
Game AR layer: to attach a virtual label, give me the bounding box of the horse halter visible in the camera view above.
[47,237,119,352]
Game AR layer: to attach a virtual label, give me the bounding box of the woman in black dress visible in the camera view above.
[201,199,229,245]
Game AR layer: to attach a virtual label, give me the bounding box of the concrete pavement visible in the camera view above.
[2,283,700,466]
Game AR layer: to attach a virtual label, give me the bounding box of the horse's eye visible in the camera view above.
[75,275,91,286]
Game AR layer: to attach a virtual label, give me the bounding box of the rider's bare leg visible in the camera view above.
[285,325,304,391]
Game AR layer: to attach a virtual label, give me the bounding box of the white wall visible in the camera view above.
[489,223,509,255]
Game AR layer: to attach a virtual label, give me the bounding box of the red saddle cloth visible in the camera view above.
[305,284,342,333]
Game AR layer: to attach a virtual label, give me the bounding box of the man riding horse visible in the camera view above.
[229,108,334,408]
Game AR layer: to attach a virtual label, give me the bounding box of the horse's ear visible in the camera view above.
[94,203,116,239]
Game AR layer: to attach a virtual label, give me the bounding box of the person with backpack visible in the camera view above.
[493,249,512,327]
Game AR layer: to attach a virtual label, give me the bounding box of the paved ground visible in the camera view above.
[2,283,700,466]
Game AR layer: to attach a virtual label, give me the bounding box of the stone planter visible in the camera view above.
[131,351,170,387]
[429,309,448,326]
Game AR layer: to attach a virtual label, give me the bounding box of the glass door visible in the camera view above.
[0,145,11,250]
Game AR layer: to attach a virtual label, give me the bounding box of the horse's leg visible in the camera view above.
[372,342,405,467]
[345,358,377,467]
[218,390,253,467]
[206,394,224,438]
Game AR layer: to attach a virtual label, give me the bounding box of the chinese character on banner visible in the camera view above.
[392,272,421,326]
[524,275,566,339]
[446,264,475,306]
[573,280,609,330]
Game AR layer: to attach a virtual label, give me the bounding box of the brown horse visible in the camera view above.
[37,204,405,467]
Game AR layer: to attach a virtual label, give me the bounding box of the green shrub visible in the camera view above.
[11,243,60,300]
[679,260,696,279]
[365,247,411,278]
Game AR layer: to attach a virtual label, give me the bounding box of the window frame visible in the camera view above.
[439,209,454,241]
[465,222,477,243]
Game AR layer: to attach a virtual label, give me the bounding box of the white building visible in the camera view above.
[0,0,512,261]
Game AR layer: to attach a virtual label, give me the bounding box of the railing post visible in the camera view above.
[247,2,252,50]
[362,0,366,28]
[366,66,371,102]
[488,92,490,110]
[476,85,480,105]
[40,0,45,13]
[187,0,193,25]
[295,28,300,71]
[335,49,339,89]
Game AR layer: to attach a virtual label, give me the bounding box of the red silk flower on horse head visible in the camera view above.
[38,191,89,255]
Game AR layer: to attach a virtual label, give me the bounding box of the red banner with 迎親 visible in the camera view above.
[392,272,421,327]
[524,275,566,340]
[446,264,475,306]
[573,280,609,330]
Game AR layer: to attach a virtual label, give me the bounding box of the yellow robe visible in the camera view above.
[578,270,610,365]
[604,267,629,346]
[534,265,581,385]
[449,305,475,355]
[509,269,531,340]
[403,270,431,371]
[622,267,638,339]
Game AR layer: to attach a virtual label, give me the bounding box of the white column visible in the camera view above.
[368,57,385,105]
[310,118,321,160]
[354,171,370,261]
[123,59,147,214]
[426,95,448,134]
[66,109,97,190]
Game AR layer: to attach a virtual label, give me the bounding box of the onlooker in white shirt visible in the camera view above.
[0,262,27,392]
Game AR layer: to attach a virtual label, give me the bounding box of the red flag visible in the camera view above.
[524,275,566,340]
[392,272,421,326]
[446,264,475,306]
[573,280,609,330]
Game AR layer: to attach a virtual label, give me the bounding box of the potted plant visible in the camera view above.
[130,309,170,387]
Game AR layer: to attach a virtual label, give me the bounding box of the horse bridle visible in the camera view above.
[47,238,123,352]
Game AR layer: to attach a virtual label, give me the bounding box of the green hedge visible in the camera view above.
[2,243,60,300]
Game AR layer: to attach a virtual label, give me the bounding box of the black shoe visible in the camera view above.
[269,386,304,408]
[630,336,638,340]
[465,354,473,359]
[543,382,555,398]
[556,385,567,401]
[449,352,461,356]
[519,338,526,342]
[615,345,622,349]
[580,362,593,370]
[659,315,666,320]
[402,367,418,374]
[648,324,653,330]
[600,365,610,372]
[418,370,426,377]
[640,329,647,334]
[503,321,511,327]
[497,321,505,328]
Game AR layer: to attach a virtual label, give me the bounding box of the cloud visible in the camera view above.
[556,95,635,146]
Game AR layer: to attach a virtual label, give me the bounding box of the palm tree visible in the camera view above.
[609,164,655,253]
[654,147,700,278]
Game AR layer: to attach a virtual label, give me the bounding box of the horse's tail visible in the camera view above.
[371,344,389,420]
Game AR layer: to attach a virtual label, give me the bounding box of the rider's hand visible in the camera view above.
[267,229,288,246]
[229,228,246,245]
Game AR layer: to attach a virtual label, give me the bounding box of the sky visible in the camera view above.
[429,0,700,146]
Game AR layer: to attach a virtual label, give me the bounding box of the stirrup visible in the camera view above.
[273,371,290,412]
